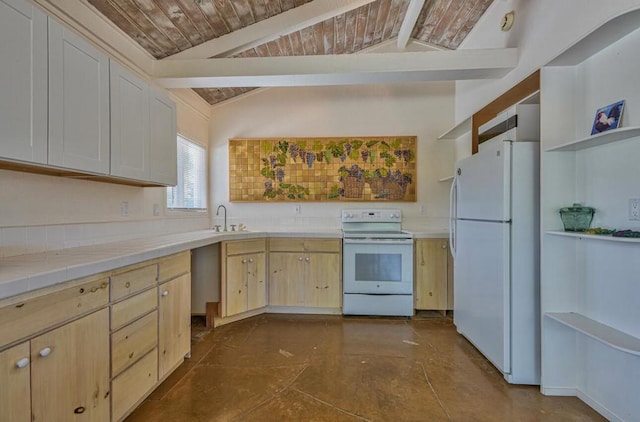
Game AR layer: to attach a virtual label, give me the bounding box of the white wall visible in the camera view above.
[0,89,211,257]
[454,0,640,123]
[208,82,455,231]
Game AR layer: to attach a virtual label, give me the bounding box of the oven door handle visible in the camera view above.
[343,238,413,245]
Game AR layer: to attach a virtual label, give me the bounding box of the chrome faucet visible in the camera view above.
[216,204,228,232]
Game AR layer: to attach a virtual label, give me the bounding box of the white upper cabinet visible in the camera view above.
[149,87,177,186]
[48,18,110,174]
[0,0,47,164]
[110,61,150,181]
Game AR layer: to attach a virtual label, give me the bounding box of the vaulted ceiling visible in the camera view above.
[88,0,494,105]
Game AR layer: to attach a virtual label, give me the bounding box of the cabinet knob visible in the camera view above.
[305,257,310,262]
[441,243,447,249]
[242,259,247,264]
[249,258,254,263]
[16,358,29,368]
[162,290,169,297]
[125,282,131,288]
[39,347,52,357]
[298,256,304,261]
[74,407,85,414]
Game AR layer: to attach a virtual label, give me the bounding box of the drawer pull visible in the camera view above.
[125,282,131,288]
[74,407,85,414]
[39,347,52,357]
[162,290,169,297]
[16,358,29,368]
[79,288,85,293]
[15,303,25,308]
[90,287,97,293]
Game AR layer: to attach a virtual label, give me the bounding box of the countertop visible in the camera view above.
[0,227,448,301]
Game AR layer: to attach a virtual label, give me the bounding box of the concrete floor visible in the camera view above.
[126,314,604,422]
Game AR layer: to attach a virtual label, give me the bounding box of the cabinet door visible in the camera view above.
[149,86,177,186]
[110,60,150,181]
[247,253,266,311]
[225,255,248,317]
[158,274,191,379]
[48,18,110,174]
[305,253,341,308]
[0,342,30,422]
[268,253,305,306]
[30,308,110,422]
[0,0,47,164]
[415,239,448,310]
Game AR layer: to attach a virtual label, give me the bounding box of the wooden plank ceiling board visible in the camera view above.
[88,0,494,105]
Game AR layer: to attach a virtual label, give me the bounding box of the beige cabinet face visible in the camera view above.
[30,308,110,422]
[415,239,449,311]
[225,255,249,317]
[0,342,31,422]
[247,253,267,311]
[304,253,341,308]
[268,252,306,307]
[158,274,191,379]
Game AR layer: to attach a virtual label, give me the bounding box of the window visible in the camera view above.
[167,135,207,210]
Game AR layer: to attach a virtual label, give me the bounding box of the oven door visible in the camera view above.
[343,239,413,295]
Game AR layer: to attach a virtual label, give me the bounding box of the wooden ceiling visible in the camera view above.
[89,0,494,105]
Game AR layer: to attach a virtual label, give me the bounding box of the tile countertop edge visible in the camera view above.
[0,228,448,300]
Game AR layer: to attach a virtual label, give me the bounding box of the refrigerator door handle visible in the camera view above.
[449,174,457,258]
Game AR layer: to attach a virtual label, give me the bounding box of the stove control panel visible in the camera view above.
[341,209,402,223]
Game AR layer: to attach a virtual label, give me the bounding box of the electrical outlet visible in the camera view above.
[630,198,640,220]
[419,204,425,214]
[294,205,302,215]
[121,201,129,217]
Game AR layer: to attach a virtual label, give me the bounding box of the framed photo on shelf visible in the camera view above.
[591,100,625,135]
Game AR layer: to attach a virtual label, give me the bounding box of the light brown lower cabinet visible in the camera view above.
[221,239,267,318]
[268,238,341,309]
[31,308,110,421]
[159,273,191,379]
[111,348,158,421]
[0,250,191,422]
[414,239,453,312]
[0,342,31,422]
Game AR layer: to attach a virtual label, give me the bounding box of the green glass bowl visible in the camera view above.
[559,203,595,232]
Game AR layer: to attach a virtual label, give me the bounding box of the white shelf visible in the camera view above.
[545,126,640,152]
[548,9,640,66]
[545,230,640,243]
[438,175,454,182]
[437,117,471,140]
[546,312,640,356]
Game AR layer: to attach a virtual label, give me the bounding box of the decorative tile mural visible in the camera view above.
[229,137,417,202]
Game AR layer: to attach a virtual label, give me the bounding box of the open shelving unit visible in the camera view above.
[540,11,640,421]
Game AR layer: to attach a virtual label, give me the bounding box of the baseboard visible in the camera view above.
[266,306,342,315]
[213,307,267,327]
[541,386,624,422]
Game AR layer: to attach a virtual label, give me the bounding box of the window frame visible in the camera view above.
[166,134,208,213]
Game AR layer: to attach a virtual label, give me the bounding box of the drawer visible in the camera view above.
[0,275,109,347]
[111,310,158,377]
[111,288,157,331]
[111,348,158,422]
[111,264,157,301]
[269,238,341,253]
[225,238,265,256]
[158,251,190,283]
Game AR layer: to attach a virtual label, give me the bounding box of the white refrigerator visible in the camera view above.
[449,132,540,385]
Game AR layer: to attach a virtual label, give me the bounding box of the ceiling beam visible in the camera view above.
[163,0,376,60]
[397,0,426,49]
[152,48,518,88]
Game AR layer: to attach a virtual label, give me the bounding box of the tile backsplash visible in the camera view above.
[0,216,209,258]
